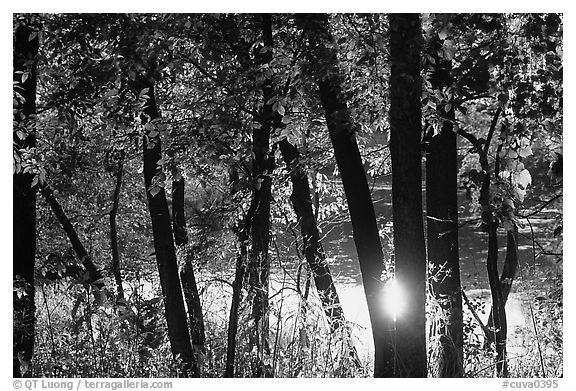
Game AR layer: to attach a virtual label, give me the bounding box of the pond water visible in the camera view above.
[265,179,562,362]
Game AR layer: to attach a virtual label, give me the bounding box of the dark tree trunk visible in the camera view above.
[389,13,428,377]
[110,154,125,302]
[278,139,345,329]
[223,15,275,377]
[171,177,188,246]
[486,227,518,343]
[13,20,39,378]
[487,223,507,377]
[479,109,508,377]
[244,14,275,377]
[425,46,464,377]
[296,14,391,377]
[225,218,250,378]
[40,184,105,299]
[459,107,508,376]
[171,177,206,362]
[135,76,196,377]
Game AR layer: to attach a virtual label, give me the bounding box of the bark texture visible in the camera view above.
[389,13,428,377]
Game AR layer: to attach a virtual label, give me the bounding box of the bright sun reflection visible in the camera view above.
[382,278,405,322]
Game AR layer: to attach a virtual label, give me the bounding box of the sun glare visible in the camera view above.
[382,278,405,322]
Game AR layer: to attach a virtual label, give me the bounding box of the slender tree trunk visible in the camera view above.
[479,109,508,377]
[244,14,275,378]
[224,224,249,378]
[279,139,362,370]
[425,47,464,376]
[171,177,206,363]
[487,222,507,377]
[486,227,518,343]
[135,76,196,377]
[459,106,508,376]
[40,184,105,299]
[224,165,246,378]
[296,14,391,377]
[13,20,39,378]
[110,153,125,302]
[389,13,428,377]
[457,106,509,376]
[278,139,345,329]
[171,177,188,246]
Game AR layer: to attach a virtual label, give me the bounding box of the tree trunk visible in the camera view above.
[479,108,508,377]
[486,227,518,343]
[110,154,125,302]
[244,14,275,377]
[171,177,188,246]
[425,45,464,377]
[296,14,391,377]
[135,76,197,377]
[278,139,345,329]
[171,177,206,363]
[389,13,428,377]
[40,184,105,299]
[223,15,275,376]
[487,222,507,377]
[225,216,252,377]
[457,107,508,376]
[13,20,39,378]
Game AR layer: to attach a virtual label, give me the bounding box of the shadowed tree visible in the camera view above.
[110,152,125,302]
[171,176,206,365]
[39,184,105,299]
[389,13,428,377]
[279,139,346,330]
[425,29,464,377]
[133,75,197,376]
[296,13,392,377]
[13,18,39,378]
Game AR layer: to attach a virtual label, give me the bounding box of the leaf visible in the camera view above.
[513,169,532,189]
[507,149,518,159]
[277,104,285,116]
[149,186,161,197]
[518,145,532,158]
[553,225,563,237]
[438,29,449,40]
[21,72,29,83]
[104,88,118,99]
[442,40,456,61]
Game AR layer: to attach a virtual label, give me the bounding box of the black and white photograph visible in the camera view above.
[12,11,563,380]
